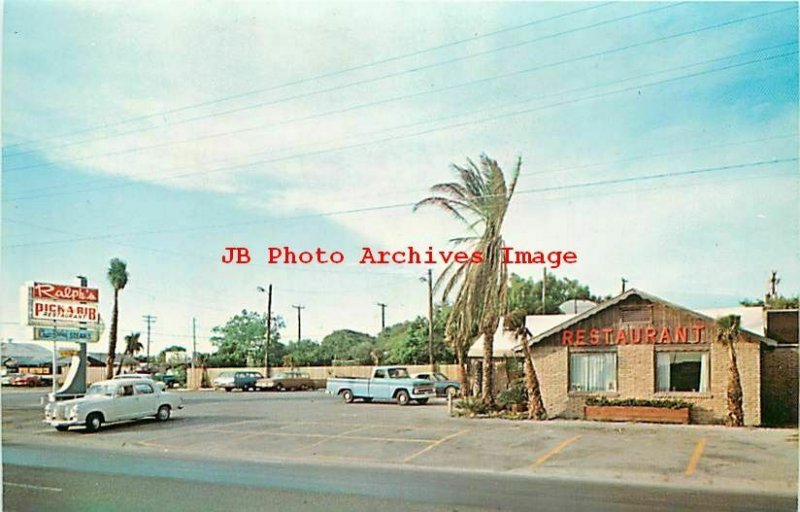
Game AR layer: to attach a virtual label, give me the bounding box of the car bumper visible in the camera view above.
[43,418,83,427]
[410,391,437,399]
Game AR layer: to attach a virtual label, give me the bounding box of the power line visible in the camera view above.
[3,157,795,249]
[2,3,613,154]
[7,4,787,174]
[6,46,795,205]
[6,3,676,162]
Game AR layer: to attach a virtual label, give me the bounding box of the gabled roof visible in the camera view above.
[526,288,776,348]
[467,313,578,358]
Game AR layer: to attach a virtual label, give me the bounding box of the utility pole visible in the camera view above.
[191,317,197,381]
[257,286,272,378]
[376,302,387,332]
[75,275,88,394]
[292,304,305,343]
[426,269,434,369]
[142,315,157,364]
[767,270,780,300]
[541,268,547,314]
[621,278,628,294]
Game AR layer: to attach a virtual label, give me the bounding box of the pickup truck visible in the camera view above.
[326,366,436,405]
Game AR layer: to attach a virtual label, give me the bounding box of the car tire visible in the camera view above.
[85,413,103,433]
[55,425,69,432]
[446,386,458,399]
[396,390,410,406]
[28,381,35,388]
[156,405,171,422]
[416,398,429,405]
[225,387,232,392]
[276,384,284,392]
[341,389,354,403]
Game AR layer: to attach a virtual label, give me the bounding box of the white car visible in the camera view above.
[44,378,183,432]
[113,373,167,391]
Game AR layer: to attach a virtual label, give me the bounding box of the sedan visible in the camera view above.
[255,371,314,391]
[412,372,460,398]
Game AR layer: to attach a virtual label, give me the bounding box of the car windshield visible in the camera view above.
[219,372,234,378]
[434,373,449,382]
[387,368,409,379]
[86,383,114,396]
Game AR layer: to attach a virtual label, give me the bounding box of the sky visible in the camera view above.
[1,1,798,356]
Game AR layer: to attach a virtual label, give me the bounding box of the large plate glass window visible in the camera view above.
[656,351,709,392]
[569,352,617,392]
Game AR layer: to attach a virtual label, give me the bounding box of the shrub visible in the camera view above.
[454,397,492,416]
[497,382,527,410]
[585,397,692,410]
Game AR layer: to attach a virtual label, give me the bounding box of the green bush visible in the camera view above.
[497,382,527,409]
[585,397,692,410]
[454,397,492,415]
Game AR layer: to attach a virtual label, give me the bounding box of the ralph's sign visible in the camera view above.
[562,324,706,346]
[33,282,98,303]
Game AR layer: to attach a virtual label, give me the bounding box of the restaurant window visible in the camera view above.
[569,352,617,392]
[656,351,709,392]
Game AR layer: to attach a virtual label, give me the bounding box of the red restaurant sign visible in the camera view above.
[562,325,706,346]
[33,282,98,303]
[31,300,99,323]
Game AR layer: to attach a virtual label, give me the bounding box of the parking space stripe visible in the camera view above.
[402,429,469,463]
[532,435,581,467]
[685,438,706,476]
[4,482,63,492]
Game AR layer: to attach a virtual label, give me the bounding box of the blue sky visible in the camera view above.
[2,1,797,355]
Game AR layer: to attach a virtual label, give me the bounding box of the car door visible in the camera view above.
[370,369,392,400]
[134,382,159,416]
[111,383,138,420]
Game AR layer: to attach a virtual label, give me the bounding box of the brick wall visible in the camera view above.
[761,346,799,426]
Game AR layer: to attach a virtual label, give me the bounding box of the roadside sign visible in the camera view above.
[21,282,104,343]
[35,327,100,343]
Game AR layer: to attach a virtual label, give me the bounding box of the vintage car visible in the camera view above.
[326,366,435,405]
[212,370,263,391]
[113,373,167,391]
[255,371,314,391]
[44,378,183,432]
[10,374,47,387]
[412,371,461,398]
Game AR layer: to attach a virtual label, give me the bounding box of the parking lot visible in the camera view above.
[2,388,797,496]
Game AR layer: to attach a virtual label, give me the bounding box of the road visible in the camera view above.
[2,388,797,511]
[4,442,796,512]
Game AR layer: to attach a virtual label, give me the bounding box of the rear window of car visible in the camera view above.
[135,383,154,394]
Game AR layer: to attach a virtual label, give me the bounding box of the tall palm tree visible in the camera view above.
[415,154,519,405]
[505,309,547,420]
[106,258,129,379]
[716,315,744,427]
[116,332,143,376]
[444,297,478,397]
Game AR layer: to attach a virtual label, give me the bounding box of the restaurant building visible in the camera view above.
[473,288,797,426]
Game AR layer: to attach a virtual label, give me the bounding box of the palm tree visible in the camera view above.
[444,298,478,397]
[415,154,520,405]
[116,332,143,376]
[106,258,129,379]
[505,309,547,420]
[716,315,744,427]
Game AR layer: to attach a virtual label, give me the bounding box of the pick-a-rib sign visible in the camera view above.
[22,282,103,343]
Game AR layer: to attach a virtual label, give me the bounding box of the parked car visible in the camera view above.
[255,371,314,391]
[326,366,435,405]
[113,373,167,391]
[43,378,183,432]
[212,371,263,392]
[10,374,46,387]
[1,373,22,385]
[412,372,460,398]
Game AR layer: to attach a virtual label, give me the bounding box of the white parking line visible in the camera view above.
[4,482,63,492]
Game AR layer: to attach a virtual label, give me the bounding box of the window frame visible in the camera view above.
[654,348,710,395]
[568,349,618,395]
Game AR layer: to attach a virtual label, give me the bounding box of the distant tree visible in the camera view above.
[116,332,143,376]
[740,295,799,309]
[318,330,376,365]
[106,258,129,379]
[284,339,325,367]
[209,310,285,367]
[508,273,607,315]
[378,306,454,365]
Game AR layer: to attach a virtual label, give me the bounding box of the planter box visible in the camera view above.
[584,405,690,424]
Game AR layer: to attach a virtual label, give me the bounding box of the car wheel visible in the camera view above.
[341,389,354,403]
[396,390,410,406]
[446,386,458,399]
[276,384,284,392]
[85,413,103,433]
[28,381,35,388]
[55,425,69,432]
[416,398,429,405]
[225,387,232,392]
[156,405,171,422]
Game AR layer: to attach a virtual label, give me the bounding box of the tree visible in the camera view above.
[284,339,325,367]
[377,305,454,365]
[505,310,547,420]
[318,330,376,365]
[115,332,143,376]
[210,310,285,367]
[416,154,520,405]
[716,315,744,427]
[740,295,799,309]
[106,258,129,379]
[508,273,607,314]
